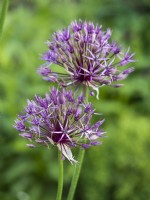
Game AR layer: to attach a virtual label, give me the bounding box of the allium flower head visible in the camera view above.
[38,20,135,98]
[14,88,105,163]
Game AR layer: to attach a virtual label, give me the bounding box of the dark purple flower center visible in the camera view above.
[76,74,92,82]
[52,133,69,144]
[50,121,70,144]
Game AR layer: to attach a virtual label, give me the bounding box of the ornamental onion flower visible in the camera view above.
[38,20,135,98]
[14,88,105,163]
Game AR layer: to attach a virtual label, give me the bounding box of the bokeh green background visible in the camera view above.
[0,0,150,200]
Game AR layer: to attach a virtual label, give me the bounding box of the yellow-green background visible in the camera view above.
[0,0,150,200]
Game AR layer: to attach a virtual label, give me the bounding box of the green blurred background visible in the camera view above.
[0,0,150,200]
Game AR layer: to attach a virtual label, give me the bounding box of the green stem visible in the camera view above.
[67,148,85,200]
[67,88,89,200]
[0,0,9,39]
[56,151,63,200]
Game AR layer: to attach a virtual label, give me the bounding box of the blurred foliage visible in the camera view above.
[0,0,150,200]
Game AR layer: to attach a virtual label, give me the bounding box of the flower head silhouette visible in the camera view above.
[38,20,135,98]
[14,88,105,163]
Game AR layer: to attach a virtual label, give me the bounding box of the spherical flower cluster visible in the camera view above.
[14,88,105,163]
[38,20,135,98]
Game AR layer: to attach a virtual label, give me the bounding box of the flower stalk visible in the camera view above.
[56,151,63,200]
[67,148,85,200]
[0,0,9,38]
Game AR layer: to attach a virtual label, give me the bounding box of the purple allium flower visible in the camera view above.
[38,20,135,98]
[14,87,105,163]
